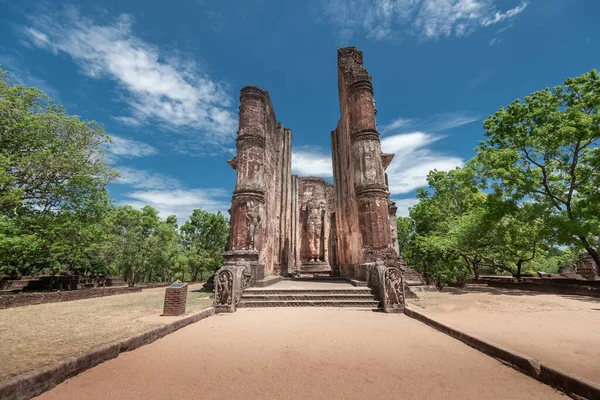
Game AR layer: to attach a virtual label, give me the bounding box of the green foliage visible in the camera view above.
[0,67,229,284]
[476,69,600,267]
[0,67,115,276]
[107,205,181,286]
[180,209,229,281]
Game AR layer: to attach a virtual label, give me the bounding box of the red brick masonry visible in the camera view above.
[0,287,142,310]
[163,283,188,316]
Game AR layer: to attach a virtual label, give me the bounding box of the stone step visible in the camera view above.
[286,277,343,282]
[241,293,376,301]
[238,299,380,308]
[243,289,373,295]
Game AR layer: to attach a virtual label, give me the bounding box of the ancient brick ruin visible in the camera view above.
[214,47,408,313]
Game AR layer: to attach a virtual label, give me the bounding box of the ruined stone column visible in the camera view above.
[227,86,268,252]
[341,48,393,263]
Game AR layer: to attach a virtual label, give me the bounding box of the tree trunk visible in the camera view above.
[516,260,523,280]
[191,270,199,282]
[462,254,474,277]
[200,270,204,281]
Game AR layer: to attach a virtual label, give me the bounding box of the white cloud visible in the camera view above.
[321,0,528,41]
[382,132,464,194]
[379,117,413,134]
[122,189,230,224]
[292,130,462,195]
[106,135,158,159]
[292,146,333,177]
[21,6,237,149]
[393,198,420,217]
[113,116,142,127]
[114,166,181,190]
[379,111,479,135]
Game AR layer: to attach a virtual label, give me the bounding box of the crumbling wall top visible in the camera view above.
[337,47,371,85]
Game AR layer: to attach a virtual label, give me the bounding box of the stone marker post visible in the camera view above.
[162,283,188,316]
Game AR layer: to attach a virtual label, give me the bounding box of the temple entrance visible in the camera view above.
[213,47,412,313]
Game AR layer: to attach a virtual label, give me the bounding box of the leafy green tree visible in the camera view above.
[396,217,414,258]
[0,68,115,213]
[180,209,228,281]
[0,67,116,275]
[476,69,600,268]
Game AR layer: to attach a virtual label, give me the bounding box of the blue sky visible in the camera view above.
[1,0,597,223]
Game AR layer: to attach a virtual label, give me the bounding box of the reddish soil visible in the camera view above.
[37,308,563,400]
[409,284,600,384]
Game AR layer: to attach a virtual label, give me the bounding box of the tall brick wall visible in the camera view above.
[224,47,400,281]
[226,86,294,277]
[331,88,364,269]
[332,47,396,276]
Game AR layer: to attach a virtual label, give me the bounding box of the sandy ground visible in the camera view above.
[37,308,563,400]
[0,284,211,380]
[408,285,600,383]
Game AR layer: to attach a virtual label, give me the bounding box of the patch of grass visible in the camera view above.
[0,284,212,380]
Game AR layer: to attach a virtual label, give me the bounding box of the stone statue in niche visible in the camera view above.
[306,200,325,262]
[246,200,262,250]
[215,270,233,305]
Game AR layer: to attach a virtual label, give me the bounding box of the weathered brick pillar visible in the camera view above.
[163,283,188,316]
[342,48,393,263]
[227,86,267,252]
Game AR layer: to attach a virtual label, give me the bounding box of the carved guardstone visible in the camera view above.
[363,260,405,313]
[214,264,251,313]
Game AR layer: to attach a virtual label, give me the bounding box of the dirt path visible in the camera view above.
[0,284,211,380]
[409,285,600,383]
[38,308,563,400]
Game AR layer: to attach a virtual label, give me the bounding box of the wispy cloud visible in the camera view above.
[122,188,230,224]
[320,0,528,41]
[112,165,229,223]
[19,6,237,150]
[379,117,413,134]
[379,111,479,135]
[106,135,158,159]
[114,166,181,190]
[112,116,142,127]
[381,132,464,194]
[292,146,333,177]
[292,131,462,195]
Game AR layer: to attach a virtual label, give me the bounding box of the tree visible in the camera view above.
[0,68,115,214]
[180,209,228,281]
[407,167,485,286]
[396,217,413,257]
[476,69,600,268]
[0,67,116,275]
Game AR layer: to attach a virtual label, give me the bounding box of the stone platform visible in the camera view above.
[238,280,378,308]
[299,261,333,275]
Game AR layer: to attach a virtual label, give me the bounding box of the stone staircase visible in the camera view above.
[238,279,379,308]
